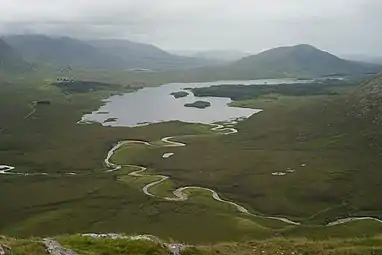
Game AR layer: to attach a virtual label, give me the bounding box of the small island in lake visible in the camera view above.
[184,101,211,109]
[171,91,189,98]
[104,118,118,123]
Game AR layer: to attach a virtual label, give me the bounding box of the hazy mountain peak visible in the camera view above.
[0,38,29,71]
[291,44,318,50]
[231,44,380,77]
[3,34,215,70]
[254,44,335,58]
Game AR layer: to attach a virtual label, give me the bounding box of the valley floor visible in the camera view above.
[1,74,382,244]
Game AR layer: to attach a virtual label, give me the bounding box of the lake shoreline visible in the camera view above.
[81,78,306,127]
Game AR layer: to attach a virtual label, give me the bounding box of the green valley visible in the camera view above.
[1,30,382,254]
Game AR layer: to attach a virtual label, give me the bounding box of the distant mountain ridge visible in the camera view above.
[0,38,30,72]
[4,35,214,71]
[193,50,250,62]
[181,44,382,80]
[4,35,127,70]
[2,37,380,77]
[173,50,249,62]
[232,44,381,77]
[88,39,215,70]
[341,54,382,65]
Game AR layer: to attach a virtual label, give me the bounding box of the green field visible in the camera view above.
[1,72,382,244]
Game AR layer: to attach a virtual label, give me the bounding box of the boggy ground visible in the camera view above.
[1,75,382,243]
[111,93,382,226]
[1,78,268,243]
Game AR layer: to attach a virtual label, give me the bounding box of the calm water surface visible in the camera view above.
[81,78,308,127]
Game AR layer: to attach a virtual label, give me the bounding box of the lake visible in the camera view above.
[81,78,309,127]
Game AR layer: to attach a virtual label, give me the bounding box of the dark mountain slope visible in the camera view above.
[232,44,381,77]
[4,35,126,70]
[0,38,30,71]
[182,45,381,80]
[88,39,215,70]
[4,35,214,71]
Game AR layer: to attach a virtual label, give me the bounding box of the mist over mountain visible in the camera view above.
[172,50,250,62]
[88,39,217,70]
[342,54,382,65]
[2,34,381,78]
[0,38,30,72]
[4,35,126,70]
[233,44,381,76]
[4,35,215,71]
[183,44,382,80]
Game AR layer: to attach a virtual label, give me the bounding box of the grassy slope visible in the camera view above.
[58,235,170,255]
[1,235,382,255]
[194,237,382,255]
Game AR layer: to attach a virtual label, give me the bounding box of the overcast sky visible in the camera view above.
[0,0,381,55]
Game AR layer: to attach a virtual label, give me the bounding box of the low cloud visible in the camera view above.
[0,0,381,55]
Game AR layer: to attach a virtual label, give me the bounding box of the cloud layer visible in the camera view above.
[0,0,381,55]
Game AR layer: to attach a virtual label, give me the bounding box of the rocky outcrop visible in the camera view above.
[82,234,186,255]
[43,238,78,255]
[0,245,5,255]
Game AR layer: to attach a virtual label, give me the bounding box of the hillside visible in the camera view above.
[4,35,126,70]
[1,234,381,255]
[182,45,382,80]
[233,44,381,77]
[4,35,214,71]
[351,73,382,125]
[0,38,29,72]
[88,39,215,70]
[343,54,382,65]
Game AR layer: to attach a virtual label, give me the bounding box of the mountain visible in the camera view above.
[4,35,126,70]
[88,39,215,70]
[192,50,250,62]
[179,44,382,81]
[0,38,29,71]
[342,54,382,65]
[232,44,381,77]
[172,50,249,62]
[4,35,214,71]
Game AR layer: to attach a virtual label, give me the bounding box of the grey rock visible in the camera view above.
[43,238,78,255]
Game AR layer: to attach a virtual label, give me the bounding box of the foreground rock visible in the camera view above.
[43,238,78,255]
[0,245,7,255]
